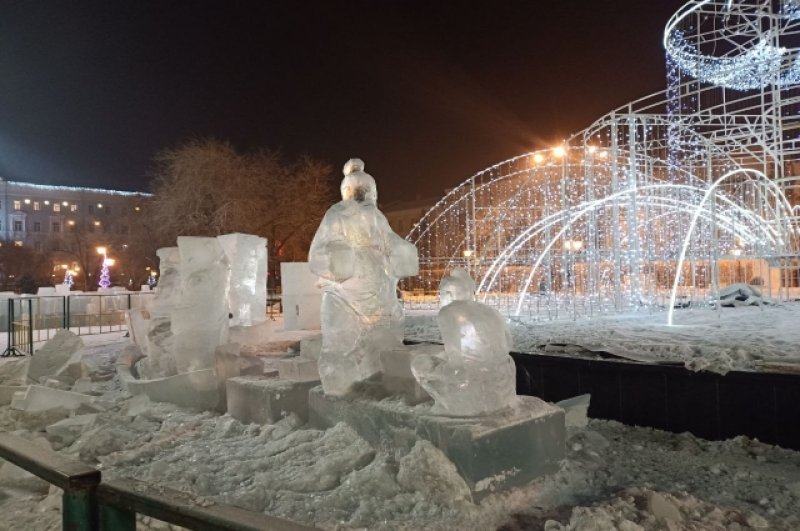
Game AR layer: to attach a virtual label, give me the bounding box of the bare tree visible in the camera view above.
[149,139,334,281]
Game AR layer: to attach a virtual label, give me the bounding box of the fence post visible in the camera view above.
[63,296,68,330]
[99,502,136,531]
[27,298,34,356]
[63,485,99,531]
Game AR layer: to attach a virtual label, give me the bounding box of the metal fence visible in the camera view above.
[0,432,316,530]
[1,292,155,357]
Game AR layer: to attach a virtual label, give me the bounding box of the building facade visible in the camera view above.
[0,179,150,253]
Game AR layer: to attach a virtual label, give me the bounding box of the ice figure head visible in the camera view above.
[340,158,377,205]
[439,268,476,307]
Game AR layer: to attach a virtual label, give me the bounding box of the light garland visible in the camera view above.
[663,1,800,91]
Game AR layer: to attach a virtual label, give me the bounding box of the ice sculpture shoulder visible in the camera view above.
[309,158,419,396]
[411,268,517,416]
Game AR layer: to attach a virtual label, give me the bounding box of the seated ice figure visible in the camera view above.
[411,268,517,416]
[309,158,418,396]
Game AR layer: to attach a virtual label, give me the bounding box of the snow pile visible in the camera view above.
[1,334,799,530]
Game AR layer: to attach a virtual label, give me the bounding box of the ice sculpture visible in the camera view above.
[217,233,267,326]
[136,246,181,378]
[309,158,419,395]
[411,269,517,416]
[170,236,231,373]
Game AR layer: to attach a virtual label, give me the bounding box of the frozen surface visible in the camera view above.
[309,159,418,396]
[171,236,230,373]
[406,301,800,374]
[411,270,517,416]
[218,233,267,327]
[0,335,799,530]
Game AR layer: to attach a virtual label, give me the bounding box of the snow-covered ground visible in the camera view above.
[408,302,800,374]
[1,306,800,530]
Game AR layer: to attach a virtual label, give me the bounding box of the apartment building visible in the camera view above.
[0,178,150,253]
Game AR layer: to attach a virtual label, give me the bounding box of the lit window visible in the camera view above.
[53,203,61,212]
[62,201,68,206]
[44,200,50,205]
[33,201,40,211]
[24,199,31,205]
[14,241,23,247]
[67,220,75,226]
[134,206,141,211]
[13,200,21,210]
[94,220,101,226]
[70,204,78,212]
[97,203,103,208]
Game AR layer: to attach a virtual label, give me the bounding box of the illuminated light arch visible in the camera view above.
[404,0,800,320]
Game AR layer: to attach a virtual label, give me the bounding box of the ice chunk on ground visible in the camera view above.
[27,330,84,384]
[0,357,30,386]
[217,233,267,327]
[45,414,97,447]
[397,440,471,505]
[309,159,418,396]
[10,385,95,413]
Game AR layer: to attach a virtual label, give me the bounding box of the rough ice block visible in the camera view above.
[217,233,267,326]
[171,236,230,373]
[27,330,85,384]
[308,387,565,499]
[299,334,322,360]
[308,158,419,396]
[280,263,323,331]
[10,385,96,412]
[226,376,318,424]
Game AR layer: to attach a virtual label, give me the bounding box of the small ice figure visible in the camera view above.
[411,269,517,416]
[309,158,419,396]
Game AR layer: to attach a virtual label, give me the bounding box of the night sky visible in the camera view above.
[0,1,687,203]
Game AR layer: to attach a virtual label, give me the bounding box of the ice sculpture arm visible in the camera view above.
[309,208,355,283]
[388,232,419,278]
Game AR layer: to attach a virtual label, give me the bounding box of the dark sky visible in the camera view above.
[0,1,687,203]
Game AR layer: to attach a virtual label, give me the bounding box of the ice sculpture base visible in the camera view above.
[277,357,320,382]
[309,387,565,499]
[118,366,219,411]
[226,376,320,424]
[215,343,268,410]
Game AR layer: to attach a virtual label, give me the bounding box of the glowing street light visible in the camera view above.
[553,146,566,158]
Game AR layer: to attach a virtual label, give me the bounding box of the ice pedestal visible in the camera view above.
[118,365,219,411]
[214,343,266,410]
[277,356,320,382]
[229,320,273,347]
[226,376,319,424]
[217,233,267,327]
[308,387,565,498]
